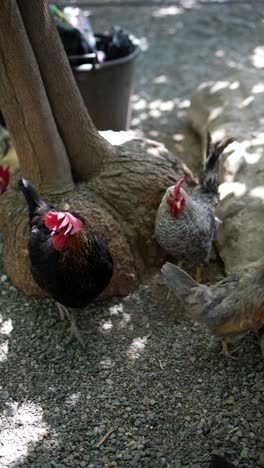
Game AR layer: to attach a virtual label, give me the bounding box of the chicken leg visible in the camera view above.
[56,303,86,348]
[221,338,240,360]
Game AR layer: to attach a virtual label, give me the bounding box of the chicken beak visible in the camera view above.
[175,201,181,210]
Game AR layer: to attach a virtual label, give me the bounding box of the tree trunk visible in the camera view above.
[17,0,115,180]
[0,0,194,298]
[0,0,73,193]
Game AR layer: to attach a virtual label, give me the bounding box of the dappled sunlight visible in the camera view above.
[153,74,168,84]
[215,49,225,58]
[252,83,264,94]
[65,392,82,406]
[249,186,264,201]
[243,152,262,165]
[100,130,136,146]
[100,319,113,334]
[251,46,264,69]
[117,312,131,330]
[127,336,148,361]
[0,341,8,362]
[0,315,13,362]
[131,93,189,128]
[208,106,224,121]
[223,139,263,176]
[210,81,230,93]
[219,182,246,200]
[134,36,149,52]
[96,302,133,336]
[238,96,254,109]
[229,81,240,90]
[0,317,13,335]
[152,6,184,18]
[99,357,115,370]
[211,128,228,141]
[0,402,48,466]
[173,133,185,142]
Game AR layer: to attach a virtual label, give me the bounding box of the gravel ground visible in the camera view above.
[1,2,264,468]
[0,235,263,468]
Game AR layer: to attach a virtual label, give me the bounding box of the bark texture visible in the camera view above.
[17,0,115,180]
[0,0,194,297]
[0,0,73,193]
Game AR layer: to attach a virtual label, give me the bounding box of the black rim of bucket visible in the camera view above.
[70,45,141,72]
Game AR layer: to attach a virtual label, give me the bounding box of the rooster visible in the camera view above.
[161,260,264,357]
[155,133,235,281]
[19,178,113,346]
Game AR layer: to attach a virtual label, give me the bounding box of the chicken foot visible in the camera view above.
[221,338,240,360]
[56,303,86,348]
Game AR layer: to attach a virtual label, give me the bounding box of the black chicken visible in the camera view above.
[19,179,113,346]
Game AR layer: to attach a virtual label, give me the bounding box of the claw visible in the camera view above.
[66,317,86,348]
[56,302,71,321]
[56,302,87,348]
[221,338,240,359]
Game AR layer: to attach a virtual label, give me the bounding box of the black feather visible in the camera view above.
[19,179,113,309]
[202,132,235,195]
[19,178,50,221]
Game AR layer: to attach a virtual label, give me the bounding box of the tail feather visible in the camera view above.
[161,262,198,302]
[19,178,49,219]
[203,131,235,194]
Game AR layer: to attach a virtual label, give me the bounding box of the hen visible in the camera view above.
[19,178,113,346]
[155,133,235,280]
[161,260,264,357]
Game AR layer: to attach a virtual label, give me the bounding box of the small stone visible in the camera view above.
[134,419,141,427]
[130,452,141,465]
[6,406,16,417]
[143,396,150,406]
[106,378,114,386]
[0,390,9,400]
[142,396,155,406]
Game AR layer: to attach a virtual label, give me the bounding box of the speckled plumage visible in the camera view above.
[161,259,264,344]
[155,133,235,266]
[155,187,216,264]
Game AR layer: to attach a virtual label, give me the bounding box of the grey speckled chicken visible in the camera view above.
[155,133,235,275]
[161,260,264,357]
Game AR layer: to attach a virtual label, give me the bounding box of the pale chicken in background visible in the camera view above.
[161,259,264,357]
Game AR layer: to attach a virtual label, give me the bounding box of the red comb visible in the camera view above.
[44,211,82,234]
[173,175,189,197]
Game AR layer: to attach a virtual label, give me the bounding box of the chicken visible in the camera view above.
[19,178,113,346]
[161,260,264,357]
[155,133,235,280]
[0,165,10,195]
